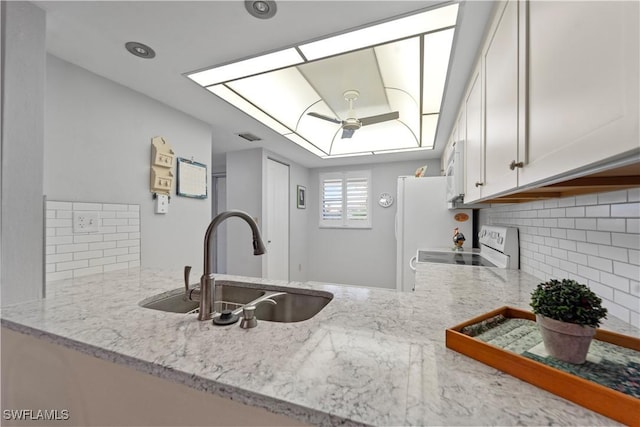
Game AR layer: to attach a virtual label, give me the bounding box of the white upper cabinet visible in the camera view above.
[482,0,521,196]
[453,0,638,203]
[520,1,639,187]
[464,70,484,203]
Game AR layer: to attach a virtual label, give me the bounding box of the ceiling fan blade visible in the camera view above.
[307,112,341,124]
[341,128,356,139]
[360,111,399,126]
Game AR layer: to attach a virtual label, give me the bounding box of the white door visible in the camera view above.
[265,159,289,280]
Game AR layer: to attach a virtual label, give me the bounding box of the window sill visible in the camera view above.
[318,225,372,230]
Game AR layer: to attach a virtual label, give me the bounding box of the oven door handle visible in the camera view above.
[409,256,417,271]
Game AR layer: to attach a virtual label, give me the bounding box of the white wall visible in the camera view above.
[481,188,640,327]
[1,1,46,306]
[307,159,439,288]
[44,55,212,271]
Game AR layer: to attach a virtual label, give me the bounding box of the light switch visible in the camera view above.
[155,194,169,214]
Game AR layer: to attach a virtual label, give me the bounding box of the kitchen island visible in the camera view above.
[1,264,637,426]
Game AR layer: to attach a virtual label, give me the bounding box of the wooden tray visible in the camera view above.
[445,306,640,427]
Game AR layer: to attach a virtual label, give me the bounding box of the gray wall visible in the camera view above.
[225,149,264,277]
[481,189,640,327]
[307,159,439,288]
[288,159,310,282]
[44,55,212,271]
[225,148,310,281]
[1,2,46,306]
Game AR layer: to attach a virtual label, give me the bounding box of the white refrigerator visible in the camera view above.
[395,176,473,292]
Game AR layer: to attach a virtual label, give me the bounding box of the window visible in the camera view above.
[319,171,372,228]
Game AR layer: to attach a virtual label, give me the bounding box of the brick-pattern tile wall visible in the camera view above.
[483,188,640,327]
[45,201,140,282]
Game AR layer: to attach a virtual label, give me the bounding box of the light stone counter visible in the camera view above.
[1,264,638,426]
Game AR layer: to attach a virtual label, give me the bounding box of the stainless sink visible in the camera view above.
[253,292,332,322]
[140,281,266,314]
[141,292,200,313]
[140,280,332,322]
[214,282,266,312]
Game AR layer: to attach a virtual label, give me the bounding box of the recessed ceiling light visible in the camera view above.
[245,0,277,20]
[125,41,155,59]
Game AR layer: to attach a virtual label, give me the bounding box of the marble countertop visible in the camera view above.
[1,264,638,426]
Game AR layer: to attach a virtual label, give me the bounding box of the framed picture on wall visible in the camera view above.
[297,185,306,209]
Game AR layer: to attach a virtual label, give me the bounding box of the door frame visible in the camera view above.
[211,172,226,274]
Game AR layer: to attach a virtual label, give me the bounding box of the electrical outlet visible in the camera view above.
[73,211,100,233]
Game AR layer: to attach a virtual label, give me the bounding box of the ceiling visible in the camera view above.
[33,0,496,169]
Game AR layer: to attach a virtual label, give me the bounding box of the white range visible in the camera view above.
[416,225,520,269]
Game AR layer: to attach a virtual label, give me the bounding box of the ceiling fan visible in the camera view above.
[307,90,399,139]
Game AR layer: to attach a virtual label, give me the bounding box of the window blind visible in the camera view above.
[321,177,343,222]
[319,171,371,228]
[346,176,368,222]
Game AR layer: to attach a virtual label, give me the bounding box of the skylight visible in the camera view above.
[186,4,458,159]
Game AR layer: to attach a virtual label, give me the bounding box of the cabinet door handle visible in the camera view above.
[475,182,484,187]
[509,160,524,170]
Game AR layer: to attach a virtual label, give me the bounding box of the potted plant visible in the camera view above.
[530,278,607,364]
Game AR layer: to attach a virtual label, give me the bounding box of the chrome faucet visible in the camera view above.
[189,210,266,321]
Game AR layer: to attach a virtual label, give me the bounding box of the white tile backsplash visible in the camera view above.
[484,188,640,327]
[45,200,140,282]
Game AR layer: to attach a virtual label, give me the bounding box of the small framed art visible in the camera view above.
[297,185,306,209]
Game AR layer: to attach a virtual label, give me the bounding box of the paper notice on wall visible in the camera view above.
[177,158,207,198]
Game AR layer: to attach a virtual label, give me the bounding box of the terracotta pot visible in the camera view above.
[535,314,596,364]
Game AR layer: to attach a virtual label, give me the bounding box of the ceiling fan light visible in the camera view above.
[342,118,362,131]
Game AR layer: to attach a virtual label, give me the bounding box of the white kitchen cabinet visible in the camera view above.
[482,0,521,196]
[464,70,484,203]
[456,103,466,160]
[520,0,639,187]
[454,0,638,204]
[463,0,520,204]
